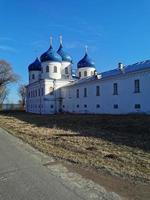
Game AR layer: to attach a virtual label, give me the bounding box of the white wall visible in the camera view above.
[26,79,72,114]
[61,70,150,114]
[26,80,44,114]
[26,68,150,115]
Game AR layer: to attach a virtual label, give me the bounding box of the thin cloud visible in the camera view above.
[48,23,102,38]
[29,40,48,56]
[0,37,15,42]
[74,18,103,38]
[65,41,97,56]
[30,40,47,47]
[65,41,83,49]
[0,45,17,54]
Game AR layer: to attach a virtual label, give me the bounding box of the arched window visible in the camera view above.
[54,66,57,73]
[84,88,87,97]
[96,86,100,96]
[76,89,79,98]
[65,67,68,74]
[84,71,87,77]
[79,72,81,78]
[46,66,49,72]
[32,74,35,79]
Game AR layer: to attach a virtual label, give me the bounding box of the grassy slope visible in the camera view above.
[0,111,149,183]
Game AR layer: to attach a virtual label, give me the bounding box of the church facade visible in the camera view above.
[26,37,150,115]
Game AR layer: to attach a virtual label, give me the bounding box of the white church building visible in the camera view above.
[26,37,150,115]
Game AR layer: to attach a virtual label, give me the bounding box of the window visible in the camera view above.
[41,88,44,96]
[54,66,57,73]
[79,72,81,78]
[114,104,118,109]
[49,87,54,95]
[113,83,118,95]
[84,104,87,108]
[134,79,140,93]
[51,105,54,108]
[77,104,79,108]
[96,86,100,96]
[84,88,87,97]
[68,89,72,98]
[135,104,141,109]
[32,74,35,79]
[38,89,40,96]
[46,66,49,72]
[41,68,43,73]
[76,89,79,98]
[96,104,100,108]
[84,71,87,77]
[65,67,68,74]
[63,105,65,108]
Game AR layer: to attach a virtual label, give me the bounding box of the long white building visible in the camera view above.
[26,37,150,115]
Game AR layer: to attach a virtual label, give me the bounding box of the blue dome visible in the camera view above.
[77,53,95,68]
[28,58,41,71]
[57,44,72,63]
[40,45,62,63]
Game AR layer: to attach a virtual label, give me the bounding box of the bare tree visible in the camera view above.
[18,84,26,108]
[0,86,9,104]
[0,60,18,104]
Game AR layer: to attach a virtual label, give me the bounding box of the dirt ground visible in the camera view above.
[0,111,150,199]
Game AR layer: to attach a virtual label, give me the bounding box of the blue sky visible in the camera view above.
[0,0,150,103]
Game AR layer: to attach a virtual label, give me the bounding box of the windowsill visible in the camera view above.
[113,94,118,95]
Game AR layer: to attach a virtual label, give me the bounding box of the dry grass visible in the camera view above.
[0,111,150,183]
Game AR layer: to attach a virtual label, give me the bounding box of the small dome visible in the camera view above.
[28,58,41,71]
[57,44,72,63]
[40,45,62,63]
[77,52,95,68]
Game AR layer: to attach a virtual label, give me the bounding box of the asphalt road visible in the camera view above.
[0,128,84,200]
